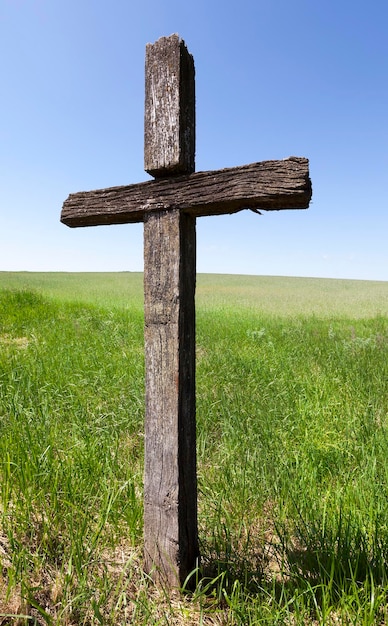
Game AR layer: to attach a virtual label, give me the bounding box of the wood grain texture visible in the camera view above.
[143,209,199,586]
[61,157,312,227]
[144,34,195,177]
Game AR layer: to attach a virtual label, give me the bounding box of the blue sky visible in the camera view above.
[1,0,387,280]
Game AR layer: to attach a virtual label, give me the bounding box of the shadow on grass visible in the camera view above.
[185,526,388,619]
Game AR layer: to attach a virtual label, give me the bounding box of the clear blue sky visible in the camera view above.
[1,0,387,280]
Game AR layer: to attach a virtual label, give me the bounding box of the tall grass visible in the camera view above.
[1,273,388,624]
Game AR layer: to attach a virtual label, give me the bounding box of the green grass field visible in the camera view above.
[2,271,388,317]
[1,272,388,624]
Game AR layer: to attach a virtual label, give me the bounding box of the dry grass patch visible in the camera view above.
[0,536,233,625]
[0,335,30,349]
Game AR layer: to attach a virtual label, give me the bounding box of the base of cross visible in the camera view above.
[60,33,312,589]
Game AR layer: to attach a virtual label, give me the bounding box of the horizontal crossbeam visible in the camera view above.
[61,157,311,228]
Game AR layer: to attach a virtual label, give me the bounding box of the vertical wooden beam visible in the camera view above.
[143,34,198,586]
[144,34,195,177]
[143,209,198,585]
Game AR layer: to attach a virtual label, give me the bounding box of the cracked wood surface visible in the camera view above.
[61,157,311,227]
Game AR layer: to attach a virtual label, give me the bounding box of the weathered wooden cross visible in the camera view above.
[61,34,312,587]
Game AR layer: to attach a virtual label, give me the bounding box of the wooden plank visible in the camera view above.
[144,34,195,177]
[143,33,198,587]
[61,157,312,227]
[143,208,199,586]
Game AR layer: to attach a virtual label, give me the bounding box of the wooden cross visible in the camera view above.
[61,34,312,587]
